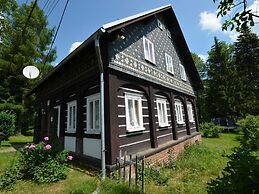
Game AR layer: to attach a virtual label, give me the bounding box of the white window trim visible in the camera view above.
[143,36,156,64]
[165,53,174,75]
[157,19,163,30]
[125,92,144,132]
[175,101,184,124]
[86,93,101,133]
[167,29,171,39]
[156,98,169,127]
[187,103,195,122]
[67,100,77,133]
[180,64,187,81]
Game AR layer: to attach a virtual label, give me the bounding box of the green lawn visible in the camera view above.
[0,133,240,194]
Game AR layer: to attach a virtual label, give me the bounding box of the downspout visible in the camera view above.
[94,28,106,180]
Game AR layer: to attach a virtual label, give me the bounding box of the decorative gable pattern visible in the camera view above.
[108,16,194,96]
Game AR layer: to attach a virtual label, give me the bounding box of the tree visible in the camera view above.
[0,1,56,132]
[192,53,210,122]
[213,0,259,32]
[233,30,259,115]
[206,38,242,119]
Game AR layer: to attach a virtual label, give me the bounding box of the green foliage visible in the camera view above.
[0,112,15,140]
[213,0,258,32]
[207,147,259,194]
[0,137,72,190]
[237,115,259,151]
[99,179,143,194]
[144,163,169,186]
[200,122,222,138]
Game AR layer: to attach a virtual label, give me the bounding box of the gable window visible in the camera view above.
[187,103,194,122]
[166,29,171,39]
[175,100,184,124]
[165,53,174,74]
[157,98,169,127]
[125,93,144,132]
[143,36,156,64]
[157,19,163,30]
[87,93,100,131]
[179,64,186,81]
[67,101,77,132]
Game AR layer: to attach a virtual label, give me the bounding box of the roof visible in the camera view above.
[29,4,202,95]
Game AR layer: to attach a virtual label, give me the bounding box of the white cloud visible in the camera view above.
[223,31,239,42]
[69,41,83,54]
[198,54,208,62]
[199,11,221,32]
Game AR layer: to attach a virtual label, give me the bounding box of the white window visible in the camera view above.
[143,36,156,64]
[125,93,144,132]
[175,100,184,124]
[87,93,100,131]
[156,98,169,127]
[187,103,194,122]
[157,19,163,30]
[180,64,186,81]
[167,29,171,39]
[165,53,174,74]
[67,101,77,132]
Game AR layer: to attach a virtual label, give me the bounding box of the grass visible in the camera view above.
[0,133,240,194]
[0,135,33,152]
[144,133,240,194]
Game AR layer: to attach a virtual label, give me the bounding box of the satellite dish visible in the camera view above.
[23,66,40,79]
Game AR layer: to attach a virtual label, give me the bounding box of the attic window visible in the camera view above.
[167,29,171,39]
[157,19,163,30]
[180,64,187,81]
[143,36,156,64]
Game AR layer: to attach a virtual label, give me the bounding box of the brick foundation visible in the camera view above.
[146,134,202,165]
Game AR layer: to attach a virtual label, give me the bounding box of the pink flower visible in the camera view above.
[44,136,49,141]
[67,155,73,161]
[45,144,52,150]
[29,144,35,150]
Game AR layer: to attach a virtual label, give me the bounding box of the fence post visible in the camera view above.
[123,151,126,181]
[135,155,138,190]
[129,154,132,187]
[119,150,122,180]
[142,156,145,193]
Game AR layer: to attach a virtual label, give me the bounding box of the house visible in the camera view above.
[30,4,203,172]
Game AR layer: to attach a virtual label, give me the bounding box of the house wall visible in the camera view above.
[108,14,194,96]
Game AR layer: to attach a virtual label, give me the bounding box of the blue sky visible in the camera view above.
[20,0,259,64]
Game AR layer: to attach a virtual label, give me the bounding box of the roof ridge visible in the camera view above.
[102,4,172,30]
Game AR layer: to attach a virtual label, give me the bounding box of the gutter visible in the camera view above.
[94,27,106,180]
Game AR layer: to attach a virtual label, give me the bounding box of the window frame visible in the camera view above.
[157,19,163,30]
[143,36,156,64]
[175,100,184,124]
[187,103,195,122]
[179,64,187,81]
[166,29,171,39]
[125,92,144,132]
[67,100,77,133]
[156,98,169,127]
[165,53,174,75]
[86,93,101,133]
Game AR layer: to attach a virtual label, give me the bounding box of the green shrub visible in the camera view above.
[200,122,223,138]
[207,147,259,194]
[144,163,169,186]
[0,137,73,190]
[237,115,259,151]
[0,112,16,140]
[22,129,34,136]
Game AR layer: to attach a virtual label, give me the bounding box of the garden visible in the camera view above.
[0,115,258,194]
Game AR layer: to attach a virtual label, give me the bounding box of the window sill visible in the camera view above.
[84,130,101,134]
[167,71,174,76]
[177,122,185,125]
[144,58,156,65]
[158,124,170,128]
[126,127,145,133]
[65,130,76,134]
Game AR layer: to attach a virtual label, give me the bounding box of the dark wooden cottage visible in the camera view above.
[30,4,203,171]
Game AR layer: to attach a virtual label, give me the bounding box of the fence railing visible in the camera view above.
[115,150,145,193]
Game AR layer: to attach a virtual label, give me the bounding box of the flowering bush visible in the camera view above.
[0,137,73,189]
